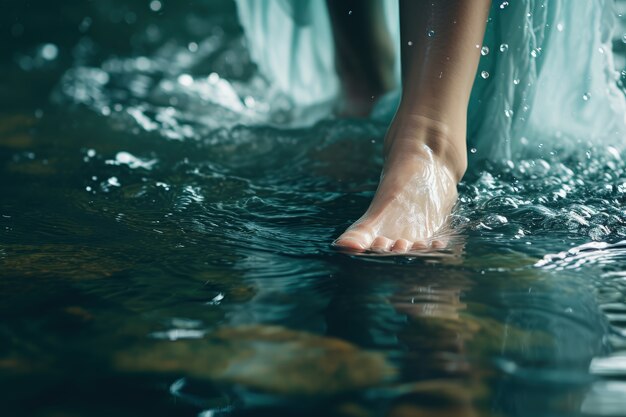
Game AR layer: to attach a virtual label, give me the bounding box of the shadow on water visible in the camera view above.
[2,1,626,416]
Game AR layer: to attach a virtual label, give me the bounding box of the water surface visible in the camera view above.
[2,1,626,416]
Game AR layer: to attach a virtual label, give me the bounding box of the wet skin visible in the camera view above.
[334,115,460,253]
[328,0,491,253]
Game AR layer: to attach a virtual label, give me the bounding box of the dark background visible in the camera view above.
[0,0,246,112]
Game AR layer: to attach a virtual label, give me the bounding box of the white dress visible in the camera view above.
[235,0,626,162]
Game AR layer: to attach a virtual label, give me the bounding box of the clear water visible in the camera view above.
[2,1,626,416]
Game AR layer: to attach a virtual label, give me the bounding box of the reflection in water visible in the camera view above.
[381,264,608,417]
[385,271,478,417]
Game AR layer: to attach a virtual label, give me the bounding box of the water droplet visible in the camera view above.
[41,43,58,60]
[513,78,520,85]
[188,42,198,53]
[504,109,514,118]
[149,0,162,12]
[427,30,435,37]
[481,71,489,79]
[622,34,626,44]
[608,145,621,160]
[598,47,605,54]
[208,72,220,84]
[133,56,150,71]
[621,70,626,78]
[407,41,413,46]
[470,148,477,154]
[480,46,489,56]
[557,22,564,32]
[244,96,256,108]
[582,92,590,101]
[177,74,193,86]
[499,43,508,52]
[530,47,542,58]
[499,1,509,9]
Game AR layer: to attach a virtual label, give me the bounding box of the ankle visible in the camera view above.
[385,113,467,181]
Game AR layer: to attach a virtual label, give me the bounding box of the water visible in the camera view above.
[2,1,626,416]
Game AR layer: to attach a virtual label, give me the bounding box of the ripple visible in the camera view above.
[581,380,626,416]
[535,241,626,270]
[590,352,626,377]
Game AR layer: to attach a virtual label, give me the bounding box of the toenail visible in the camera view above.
[333,237,366,249]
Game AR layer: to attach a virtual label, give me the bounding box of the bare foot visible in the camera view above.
[334,115,465,253]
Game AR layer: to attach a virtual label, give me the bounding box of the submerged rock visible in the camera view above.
[0,114,36,149]
[115,324,396,396]
[0,244,129,280]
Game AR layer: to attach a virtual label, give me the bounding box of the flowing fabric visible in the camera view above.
[235,0,626,161]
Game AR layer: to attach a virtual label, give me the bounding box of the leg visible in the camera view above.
[326,0,396,117]
[334,0,491,253]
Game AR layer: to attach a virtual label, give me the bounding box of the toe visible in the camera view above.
[391,239,412,253]
[411,240,429,250]
[333,229,373,252]
[431,239,447,249]
[371,236,394,252]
